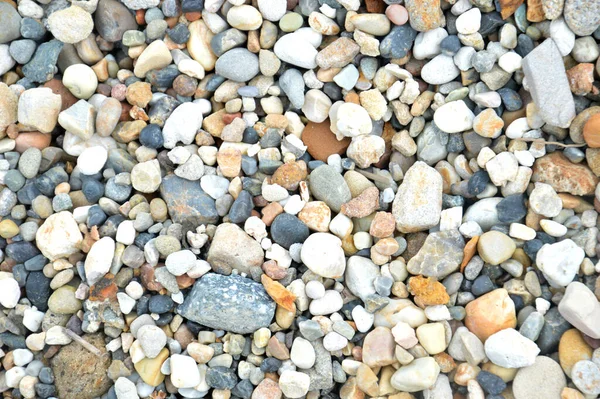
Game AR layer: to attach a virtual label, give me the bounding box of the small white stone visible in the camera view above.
[117,292,136,314]
[138,325,167,359]
[328,213,353,238]
[514,150,534,167]
[116,220,135,245]
[23,307,44,332]
[323,331,348,351]
[433,100,474,133]
[455,8,481,34]
[309,290,343,315]
[390,357,440,392]
[45,326,72,345]
[274,32,319,69]
[84,236,115,286]
[5,367,25,388]
[77,146,107,175]
[283,195,305,215]
[12,349,33,367]
[484,328,540,368]
[529,182,562,217]
[279,370,311,398]
[558,281,600,339]
[509,223,536,240]
[421,54,460,85]
[498,51,522,73]
[424,305,452,321]
[539,219,567,237]
[454,46,476,71]
[537,239,585,287]
[62,64,98,99]
[125,281,144,300]
[392,321,418,349]
[302,89,332,123]
[290,337,316,369]
[440,207,462,231]
[170,355,201,388]
[35,211,83,261]
[352,305,374,332]
[165,250,197,276]
[485,152,518,187]
[412,28,448,60]
[115,377,139,399]
[301,233,346,278]
[505,117,530,139]
[0,277,20,308]
[305,280,325,299]
[549,17,575,56]
[162,102,204,149]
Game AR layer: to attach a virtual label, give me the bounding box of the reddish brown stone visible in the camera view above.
[43,79,78,111]
[408,275,450,306]
[176,274,195,289]
[88,274,118,302]
[302,120,351,162]
[567,63,596,96]
[261,275,296,312]
[365,0,385,12]
[262,260,288,280]
[271,161,308,191]
[499,0,524,19]
[532,152,599,196]
[140,264,164,292]
[369,212,395,238]
[261,202,284,226]
[267,336,290,360]
[222,112,242,125]
[14,132,51,153]
[526,0,545,22]
[583,114,600,148]
[341,186,380,218]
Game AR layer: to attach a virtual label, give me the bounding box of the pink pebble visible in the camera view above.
[385,4,409,26]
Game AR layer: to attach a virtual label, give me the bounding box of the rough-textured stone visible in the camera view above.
[178,274,275,334]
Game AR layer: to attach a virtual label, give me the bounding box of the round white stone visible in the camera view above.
[433,100,474,133]
[300,233,346,278]
[484,328,540,368]
[165,250,197,276]
[455,7,481,34]
[77,146,108,175]
[116,220,136,245]
[305,280,325,299]
[0,278,20,308]
[279,370,310,398]
[290,337,316,369]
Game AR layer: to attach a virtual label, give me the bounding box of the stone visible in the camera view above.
[279,370,310,398]
[406,230,464,278]
[404,0,443,31]
[408,275,449,306]
[558,282,600,339]
[22,40,63,83]
[308,165,351,213]
[0,3,21,44]
[559,329,593,377]
[301,233,346,278]
[95,0,138,42]
[51,334,112,399]
[513,356,566,399]
[35,211,83,261]
[215,48,259,82]
[465,289,517,342]
[18,88,62,134]
[291,337,316,369]
[391,356,440,392]
[521,39,575,128]
[0,278,20,309]
[131,159,161,193]
[134,40,172,78]
[207,223,264,275]
[571,360,600,395]
[178,274,275,334]
[274,32,318,69]
[170,354,200,388]
[537,239,585,287]
[135,348,168,386]
[392,161,443,233]
[477,231,515,265]
[532,152,598,196]
[47,6,94,44]
[316,37,360,69]
[564,0,600,36]
[434,101,474,133]
[84,237,115,286]
[421,54,460,85]
[160,174,218,226]
[58,100,96,140]
[485,328,540,368]
[346,135,385,168]
[0,83,18,133]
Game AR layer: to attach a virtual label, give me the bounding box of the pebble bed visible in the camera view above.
[0,0,600,397]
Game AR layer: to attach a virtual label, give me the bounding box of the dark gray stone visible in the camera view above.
[160,174,218,227]
[380,25,417,59]
[22,40,63,83]
[177,274,275,334]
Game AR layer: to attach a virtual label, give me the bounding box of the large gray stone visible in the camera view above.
[522,39,575,128]
[308,165,351,213]
[407,229,465,278]
[177,274,275,334]
[564,0,600,36]
[0,3,21,44]
[214,48,259,82]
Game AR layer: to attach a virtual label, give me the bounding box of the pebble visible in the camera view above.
[434,100,474,133]
[47,6,94,44]
[215,49,259,82]
[558,282,600,339]
[537,239,585,287]
[513,356,567,399]
[391,357,440,392]
[485,328,541,368]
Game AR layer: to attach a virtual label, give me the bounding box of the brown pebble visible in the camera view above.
[302,120,351,162]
